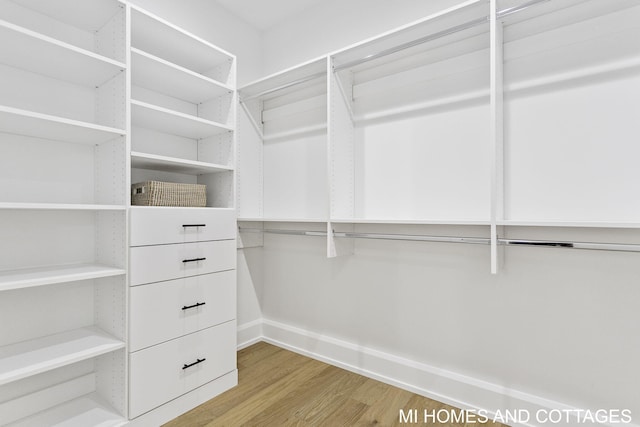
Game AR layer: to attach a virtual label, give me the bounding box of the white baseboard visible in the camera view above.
[254,318,637,427]
[237,319,263,350]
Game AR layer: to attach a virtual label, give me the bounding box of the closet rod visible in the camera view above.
[332,0,549,72]
[240,72,326,102]
[238,227,640,253]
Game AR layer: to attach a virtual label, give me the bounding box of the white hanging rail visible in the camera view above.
[240,72,326,102]
[238,227,640,253]
[332,0,550,72]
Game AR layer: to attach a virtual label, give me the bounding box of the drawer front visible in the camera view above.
[130,270,236,351]
[130,207,236,246]
[129,322,236,418]
[130,240,236,286]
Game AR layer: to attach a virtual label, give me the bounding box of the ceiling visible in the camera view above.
[215,0,324,30]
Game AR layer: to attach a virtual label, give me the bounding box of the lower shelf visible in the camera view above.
[7,393,126,427]
[0,264,125,292]
[0,327,125,386]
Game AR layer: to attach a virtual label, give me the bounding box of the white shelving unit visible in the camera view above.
[238,57,328,222]
[129,5,236,209]
[0,0,128,425]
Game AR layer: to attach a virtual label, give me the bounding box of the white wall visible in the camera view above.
[261,0,464,75]
[245,0,640,423]
[127,0,263,85]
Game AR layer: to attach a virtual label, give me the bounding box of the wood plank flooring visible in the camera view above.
[164,342,508,427]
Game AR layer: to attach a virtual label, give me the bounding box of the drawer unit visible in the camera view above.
[129,239,236,286]
[130,270,236,351]
[129,321,236,418]
[130,207,236,246]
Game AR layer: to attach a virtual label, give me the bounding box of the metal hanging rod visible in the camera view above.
[332,0,550,72]
[240,72,326,103]
[238,227,640,253]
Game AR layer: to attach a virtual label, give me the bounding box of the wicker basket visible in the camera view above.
[131,181,207,207]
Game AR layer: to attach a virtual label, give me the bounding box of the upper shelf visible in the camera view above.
[131,100,232,139]
[130,5,234,76]
[0,19,125,88]
[131,48,232,104]
[131,151,233,175]
[0,105,126,145]
[331,0,489,73]
[9,0,123,33]
[0,327,124,386]
[241,57,327,102]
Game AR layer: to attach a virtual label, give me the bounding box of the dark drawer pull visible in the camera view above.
[182,358,206,370]
[182,302,206,311]
[182,257,206,263]
[182,224,206,228]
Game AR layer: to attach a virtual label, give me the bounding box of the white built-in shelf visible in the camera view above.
[0,203,125,211]
[131,100,232,139]
[238,217,328,223]
[330,218,491,226]
[131,151,233,175]
[130,6,233,76]
[9,0,124,33]
[0,105,125,145]
[131,48,231,104]
[0,264,125,292]
[7,393,126,427]
[0,19,125,88]
[497,220,640,229]
[0,327,124,386]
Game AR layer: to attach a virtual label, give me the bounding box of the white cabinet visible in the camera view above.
[129,321,236,418]
[129,270,236,352]
[0,1,127,425]
[126,5,238,423]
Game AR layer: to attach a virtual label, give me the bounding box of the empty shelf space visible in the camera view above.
[0,327,124,386]
[238,217,328,223]
[131,100,232,139]
[131,6,233,76]
[0,203,125,211]
[0,264,125,292]
[0,105,126,145]
[131,151,233,174]
[131,48,231,104]
[7,393,126,427]
[0,19,125,88]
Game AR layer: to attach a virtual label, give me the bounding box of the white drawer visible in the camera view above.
[130,207,236,246]
[130,240,236,286]
[129,322,236,418]
[130,270,236,351]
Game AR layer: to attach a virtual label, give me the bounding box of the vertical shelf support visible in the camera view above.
[490,0,505,274]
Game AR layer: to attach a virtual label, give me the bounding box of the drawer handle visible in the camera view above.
[182,302,206,311]
[182,257,206,263]
[183,224,206,228]
[183,358,206,370]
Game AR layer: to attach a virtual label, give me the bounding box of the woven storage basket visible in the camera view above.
[131,181,207,207]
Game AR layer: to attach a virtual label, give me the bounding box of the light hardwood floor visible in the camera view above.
[164,342,508,427]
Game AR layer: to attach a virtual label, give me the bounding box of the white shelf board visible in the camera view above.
[0,202,125,211]
[238,218,328,223]
[0,327,124,386]
[0,105,125,145]
[10,0,123,33]
[498,220,640,229]
[0,264,125,292]
[0,19,125,88]
[130,5,233,75]
[7,392,126,427]
[131,100,232,139]
[131,48,231,104]
[131,151,233,175]
[330,218,491,225]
